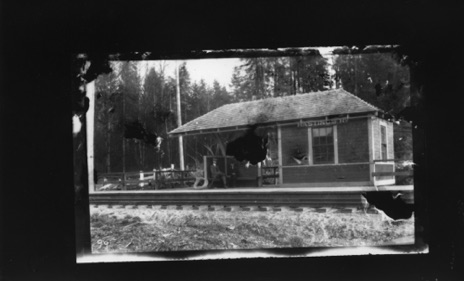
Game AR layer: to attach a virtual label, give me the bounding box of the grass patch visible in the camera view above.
[90,206,414,253]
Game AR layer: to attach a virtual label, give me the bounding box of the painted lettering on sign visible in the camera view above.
[297,118,349,127]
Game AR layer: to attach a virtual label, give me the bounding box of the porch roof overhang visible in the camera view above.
[168,89,383,138]
[168,111,378,137]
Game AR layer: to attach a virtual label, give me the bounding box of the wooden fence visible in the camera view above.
[97,169,197,191]
[97,165,281,191]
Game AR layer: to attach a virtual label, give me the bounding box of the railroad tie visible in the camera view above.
[291,206,304,212]
[336,208,354,214]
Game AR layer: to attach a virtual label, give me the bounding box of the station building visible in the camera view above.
[169,89,396,188]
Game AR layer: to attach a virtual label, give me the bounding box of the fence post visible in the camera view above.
[139,170,144,188]
[181,170,185,187]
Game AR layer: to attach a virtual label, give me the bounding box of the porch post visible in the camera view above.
[277,125,283,186]
[204,155,208,180]
[367,116,375,185]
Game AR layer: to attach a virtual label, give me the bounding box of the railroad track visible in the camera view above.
[89,189,414,210]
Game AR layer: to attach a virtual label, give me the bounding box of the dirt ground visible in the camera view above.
[89,205,414,253]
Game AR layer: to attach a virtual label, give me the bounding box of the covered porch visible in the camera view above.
[167,89,411,189]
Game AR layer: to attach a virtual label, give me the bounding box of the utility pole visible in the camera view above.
[86,80,95,192]
[176,61,185,170]
[122,80,126,189]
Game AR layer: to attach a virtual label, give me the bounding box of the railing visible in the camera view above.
[154,169,196,189]
[97,169,197,191]
[261,166,279,186]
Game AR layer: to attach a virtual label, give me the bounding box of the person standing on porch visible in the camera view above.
[209,158,228,189]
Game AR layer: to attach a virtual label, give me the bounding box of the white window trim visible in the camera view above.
[379,120,388,160]
[334,125,339,164]
[307,128,313,165]
[277,125,283,185]
[308,125,338,166]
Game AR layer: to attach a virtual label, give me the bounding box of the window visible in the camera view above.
[380,125,387,160]
[312,126,334,164]
[281,126,309,166]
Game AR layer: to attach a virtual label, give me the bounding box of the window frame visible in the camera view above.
[310,125,337,165]
[380,124,387,160]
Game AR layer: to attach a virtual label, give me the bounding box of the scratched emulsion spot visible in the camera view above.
[124,120,162,148]
[81,58,112,84]
[396,106,422,127]
[361,191,414,221]
[72,115,82,136]
[226,124,268,165]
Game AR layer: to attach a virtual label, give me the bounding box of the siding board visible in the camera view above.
[373,118,381,160]
[282,164,370,183]
[337,118,369,163]
[387,122,394,159]
[281,125,309,166]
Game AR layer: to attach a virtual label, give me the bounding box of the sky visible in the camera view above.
[140,47,338,91]
[184,58,241,89]
[140,58,240,91]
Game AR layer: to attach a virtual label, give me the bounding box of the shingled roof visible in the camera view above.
[169,89,381,136]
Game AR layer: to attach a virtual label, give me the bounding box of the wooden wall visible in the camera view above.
[337,118,369,163]
[280,118,370,166]
[277,117,398,186]
[279,118,373,185]
[281,125,309,166]
[372,118,381,160]
[282,164,371,184]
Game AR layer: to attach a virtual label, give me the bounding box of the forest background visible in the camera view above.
[94,50,412,174]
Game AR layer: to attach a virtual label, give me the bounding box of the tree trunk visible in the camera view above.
[106,117,111,173]
[122,91,126,189]
[354,54,359,95]
[273,61,277,97]
[166,118,171,167]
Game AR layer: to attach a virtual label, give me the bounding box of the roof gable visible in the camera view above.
[169,89,380,135]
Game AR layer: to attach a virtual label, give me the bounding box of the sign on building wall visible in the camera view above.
[297,117,349,128]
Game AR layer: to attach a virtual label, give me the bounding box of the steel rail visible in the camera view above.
[89,190,414,208]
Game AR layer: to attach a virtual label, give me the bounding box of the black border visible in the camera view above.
[1,1,463,280]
